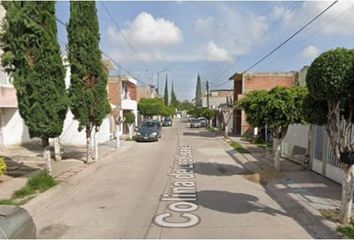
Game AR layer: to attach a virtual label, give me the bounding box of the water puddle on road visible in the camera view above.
[153,145,201,228]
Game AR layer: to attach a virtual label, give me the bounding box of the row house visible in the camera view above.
[0,58,133,147]
[230,71,297,135]
[108,75,138,136]
[202,89,233,109]
[136,85,158,102]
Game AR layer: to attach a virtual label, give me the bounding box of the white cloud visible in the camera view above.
[282,1,354,35]
[108,12,182,48]
[301,45,321,59]
[205,41,233,62]
[271,4,286,19]
[194,5,269,57]
[107,12,182,62]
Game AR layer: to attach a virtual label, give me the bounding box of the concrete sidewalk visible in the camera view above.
[0,139,129,200]
[227,136,341,238]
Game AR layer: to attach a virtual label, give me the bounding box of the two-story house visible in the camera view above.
[229,71,297,135]
[108,75,138,137]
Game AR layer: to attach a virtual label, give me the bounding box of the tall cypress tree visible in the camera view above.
[170,81,177,108]
[195,74,202,107]
[0,1,68,175]
[67,1,110,162]
[164,74,169,106]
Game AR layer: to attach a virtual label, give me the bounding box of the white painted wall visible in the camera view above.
[0,108,32,146]
[283,124,309,148]
[122,99,138,126]
[59,110,111,146]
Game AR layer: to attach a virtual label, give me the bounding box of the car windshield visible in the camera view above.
[141,122,157,128]
[192,119,200,123]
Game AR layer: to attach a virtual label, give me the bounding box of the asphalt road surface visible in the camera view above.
[33,119,313,238]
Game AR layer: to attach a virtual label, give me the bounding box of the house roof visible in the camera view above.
[229,71,297,80]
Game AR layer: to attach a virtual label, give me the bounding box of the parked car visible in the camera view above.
[258,127,273,142]
[135,120,161,142]
[198,117,208,127]
[190,119,202,128]
[0,205,36,239]
[188,116,195,122]
[162,117,172,127]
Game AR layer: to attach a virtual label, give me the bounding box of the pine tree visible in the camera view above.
[67,1,110,163]
[0,1,68,175]
[170,81,177,108]
[164,74,169,106]
[195,74,202,107]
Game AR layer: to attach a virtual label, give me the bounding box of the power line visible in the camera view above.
[264,2,354,68]
[100,2,149,71]
[242,0,338,73]
[55,17,149,86]
[209,1,303,87]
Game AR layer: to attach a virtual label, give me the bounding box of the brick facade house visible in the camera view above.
[229,72,297,135]
[107,75,138,136]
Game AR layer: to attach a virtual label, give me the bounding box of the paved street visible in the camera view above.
[32,119,317,238]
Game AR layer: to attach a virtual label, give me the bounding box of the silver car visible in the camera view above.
[190,119,202,128]
[0,205,36,239]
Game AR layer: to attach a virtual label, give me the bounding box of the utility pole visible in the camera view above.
[206,80,210,109]
[157,72,160,97]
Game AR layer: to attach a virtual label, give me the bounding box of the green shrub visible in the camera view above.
[338,226,354,239]
[230,142,250,154]
[0,157,6,175]
[28,171,56,191]
[13,171,56,199]
[124,112,135,124]
[14,186,34,198]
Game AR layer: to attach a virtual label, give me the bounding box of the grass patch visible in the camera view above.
[338,226,354,239]
[255,142,273,150]
[0,199,17,205]
[319,208,354,238]
[207,127,217,133]
[229,142,250,154]
[0,171,56,205]
[241,134,272,150]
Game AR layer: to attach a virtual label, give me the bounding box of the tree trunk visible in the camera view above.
[224,123,229,139]
[86,125,93,163]
[116,125,120,149]
[53,137,61,161]
[209,118,212,128]
[93,128,98,160]
[273,138,281,171]
[340,164,354,224]
[128,124,133,140]
[42,136,52,175]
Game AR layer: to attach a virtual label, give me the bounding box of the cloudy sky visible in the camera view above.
[56,1,354,100]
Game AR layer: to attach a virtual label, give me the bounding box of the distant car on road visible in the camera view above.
[198,117,208,127]
[190,118,202,128]
[188,116,196,122]
[162,117,172,127]
[135,120,161,142]
[0,205,36,239]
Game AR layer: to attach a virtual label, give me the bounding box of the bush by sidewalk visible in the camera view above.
[229,141,250,154]
[320,208,354,238]
[0,157,6,175]
[241,134,272,150]
[0,171,56,205]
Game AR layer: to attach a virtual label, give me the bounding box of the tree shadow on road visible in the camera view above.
[198,190,287,216]
[183,131,218,138]
[224,147,340,238]
[193,162,252,176]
